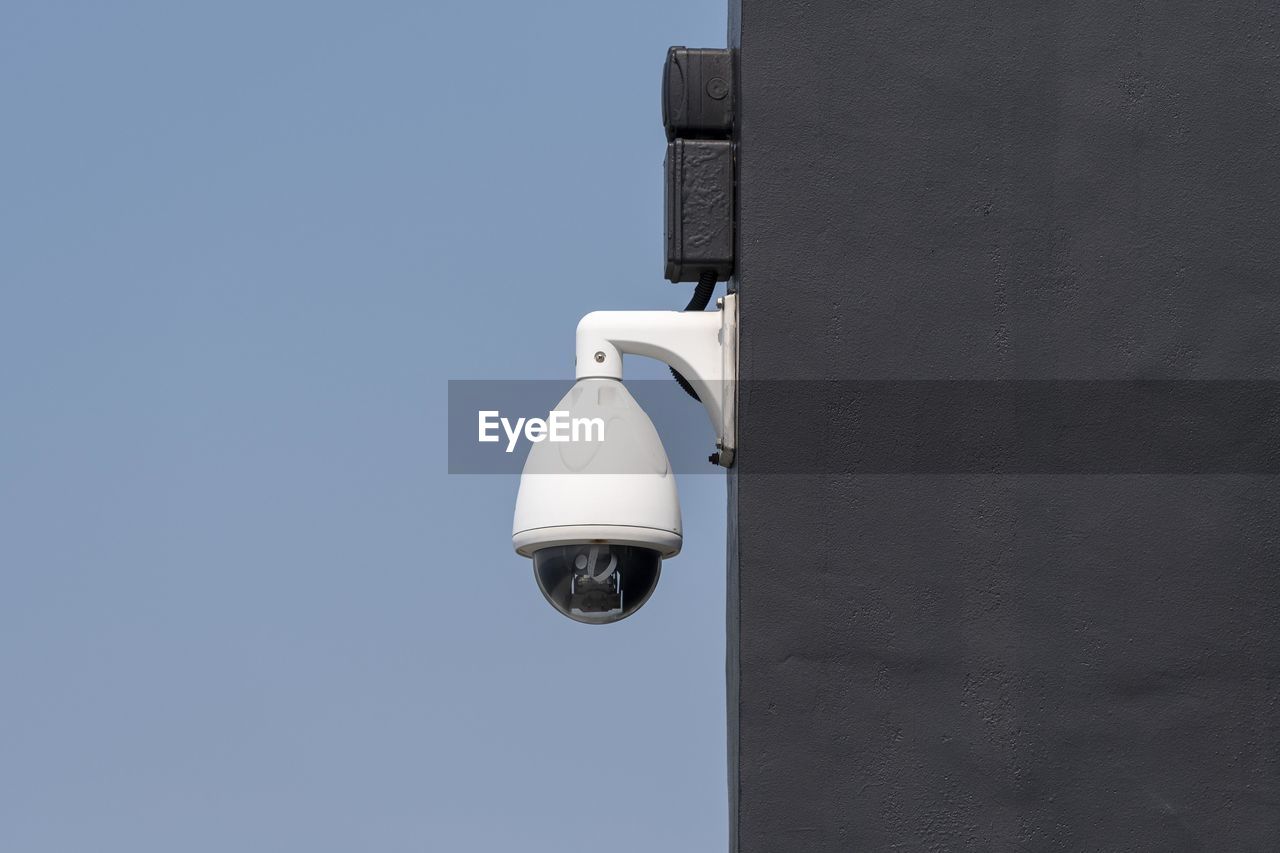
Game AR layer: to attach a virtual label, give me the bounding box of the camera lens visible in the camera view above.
[532,544,662,624]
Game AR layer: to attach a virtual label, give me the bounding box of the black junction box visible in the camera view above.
[665,138,734,283]
[663,47,734,141]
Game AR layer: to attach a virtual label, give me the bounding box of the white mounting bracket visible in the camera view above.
[575,293,738,467]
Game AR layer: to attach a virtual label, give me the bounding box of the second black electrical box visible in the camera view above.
[665,138,734,283]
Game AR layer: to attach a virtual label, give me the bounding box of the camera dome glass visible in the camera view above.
[532,544,662,624]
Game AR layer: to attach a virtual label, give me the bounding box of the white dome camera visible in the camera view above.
[513,295,738,624]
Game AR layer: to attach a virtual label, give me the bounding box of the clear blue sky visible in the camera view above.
[0,2,729,850]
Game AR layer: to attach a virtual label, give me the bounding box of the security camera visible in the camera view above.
[513,295,737,624]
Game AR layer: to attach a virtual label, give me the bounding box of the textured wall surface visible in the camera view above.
[727,1,1280,850]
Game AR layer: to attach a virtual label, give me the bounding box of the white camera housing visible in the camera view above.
[512,295,737,623]
[512,377,684,558]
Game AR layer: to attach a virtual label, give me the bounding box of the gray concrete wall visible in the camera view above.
[727,2,1280,849]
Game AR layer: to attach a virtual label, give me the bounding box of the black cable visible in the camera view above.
[671,269,718,400]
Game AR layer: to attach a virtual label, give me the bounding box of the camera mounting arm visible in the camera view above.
[574,294,738,466]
